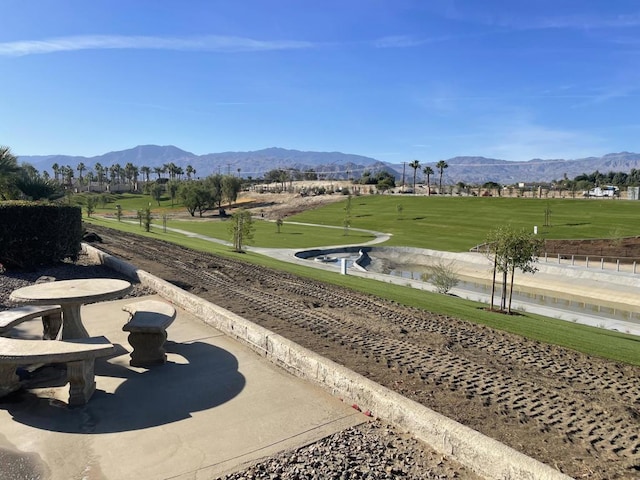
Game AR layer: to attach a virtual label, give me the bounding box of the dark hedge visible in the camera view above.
[0,203,82,270]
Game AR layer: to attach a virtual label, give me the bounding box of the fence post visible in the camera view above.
[544,252,548,262]
[601,258,604,270]
[586,257,589,268]
[617,259,620,272]
[571,255,575,266]
[558,254,561,264]
[634,261,637,274]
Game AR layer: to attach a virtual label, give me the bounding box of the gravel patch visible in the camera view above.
[220,419,477,480]
[0,253,152,311]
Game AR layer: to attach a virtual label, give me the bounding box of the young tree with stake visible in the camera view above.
[485,226,541,313]
[229,208,254,252]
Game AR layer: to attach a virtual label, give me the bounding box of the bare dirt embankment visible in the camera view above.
[543,237,640,262]
[234,189,349,220]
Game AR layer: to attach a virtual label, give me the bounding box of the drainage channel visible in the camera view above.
[307,253,640,328]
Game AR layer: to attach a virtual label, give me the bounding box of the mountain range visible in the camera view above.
[18,146,640,185]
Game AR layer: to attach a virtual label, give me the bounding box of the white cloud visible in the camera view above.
[0,34,315,57]
[531,13,640,30]
[373,32,488,48]
[374,35,429,48]
[572,85,640,108]
[428,2,640,32]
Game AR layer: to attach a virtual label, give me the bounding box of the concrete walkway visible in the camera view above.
[0,295,365,480]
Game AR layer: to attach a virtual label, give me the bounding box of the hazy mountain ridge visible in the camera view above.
[19,146,384,180]
[93,145,198,165]
[194,147,382,178]
[17,146,640,184]
[412,152,640,184]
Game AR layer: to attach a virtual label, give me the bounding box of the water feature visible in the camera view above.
[379,262,640,325]
[305,251,640,326]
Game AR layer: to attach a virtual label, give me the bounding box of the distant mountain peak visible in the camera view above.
[16,145,640,185]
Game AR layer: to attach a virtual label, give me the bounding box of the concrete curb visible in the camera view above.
[82,243,573,480]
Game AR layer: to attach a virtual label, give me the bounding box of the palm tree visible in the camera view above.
[14,175,62,201]
[186,165,195,180]
[132,165,139,190]
[124,163,136,191]
[76,162,86,186]
[140,166,151,184]
[0,146,18,170]
[154,166,164,180]
[85,171,95,191]
[422,166,434,196]
[51,163,60,183]
[408,160,420,193]
[109,164,121,186]
[164,162,178,181]
[94,162,105,191]
[63,165,74,187]
[118,165,126,185]
[0,146,21,200]
[436,160,448,194]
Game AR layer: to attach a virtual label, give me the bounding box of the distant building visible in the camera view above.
[584,185,619,198]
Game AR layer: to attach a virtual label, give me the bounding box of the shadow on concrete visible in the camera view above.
[1,340,245,433]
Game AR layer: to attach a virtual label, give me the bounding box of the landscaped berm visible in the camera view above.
[83,221,640,480]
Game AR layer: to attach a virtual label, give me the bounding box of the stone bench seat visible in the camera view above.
[0,336,115,405]
[0,305,62,339]
[122,300,176,367]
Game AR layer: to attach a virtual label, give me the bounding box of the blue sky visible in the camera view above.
[1,0,639,163]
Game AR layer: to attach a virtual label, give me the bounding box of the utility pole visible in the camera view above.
[401,162,406,188]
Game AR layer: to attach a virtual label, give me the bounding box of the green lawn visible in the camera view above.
[289,195,640,251]
[89,193,184,214]
[88,193,640,251]
[86,215,375,249]
[162,218,375,248]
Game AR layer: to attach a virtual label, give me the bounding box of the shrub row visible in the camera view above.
[0,203,82,270]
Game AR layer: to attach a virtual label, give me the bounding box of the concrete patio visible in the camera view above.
[0,295,366,480]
